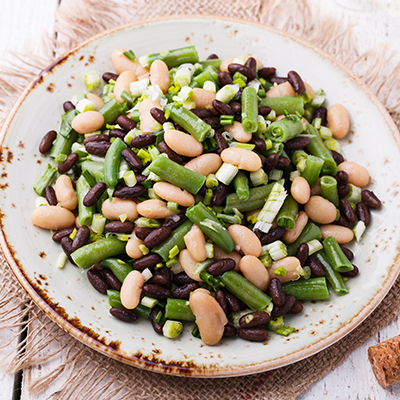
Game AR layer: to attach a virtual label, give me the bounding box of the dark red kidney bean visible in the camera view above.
[222,289,241,313]
[258,67,276,79]
[217,71,233,87]
[337,184,350,199]
[52,227,74,242]
[271,295,296,317]
[260,227,286,245]
[102,269,122,291]
[158,141,184,164]
[142,284,171,299]
[245,57,257,71]
[60,236,75,265]
[110,307,138,322]
[71,226,91,252]
[113,185,146,200]
[109,129,127,140]
[312,106,328,126]
[102,72,119,83]
[223,325,237,338]
[250,135,266,152]
[287,70,306,95]
[276,157,290,170]
[144,226,172,249]
[263,153,279,173]
[190,108,214,119]
[83,182,106,207]
[44,186,58,206]
[307,256,326,277]
[228,63,256,80]
[361,190,382,209]
[163,213,187,229]
[269,278,286,307]
[258,105,271,117]
[63,101,75,112]
[270,76,288,84]
[135,227,154,241]
[339,198,356,223]
[206,259,236,276]
[83,134,110,145]
[214,289,228,315]
[229,101,242,114]
[295,243,309,267]
[212,99,234,115]
[284,136,311,151]
[116,115,136,132]
[173,271,197,286]
[336,212,349,227]
[105,221,135,234]
[72,177,78,189]
[207,53,219,60]
[335,170,349,185]
[172,282,201,299]
[135,174,147,183]
[212,183,229,206]
[289,302,303,314]
[122,148,143,170]
[339,245,354,261]
[330,150,344,165]
[39,130,57,154]
[130,134,156,149]
[87,269,109,294]
[57,153,79,174]
[85,141,111,156]
[148,267,172,289]
[356,201,371,226]
[150,107,167,124]
[239,311,270,328]
[214,131,228,155]
[203,116,222,130]
[149,306,164,334]
[238,327,269,342]
[342,264,359,278]
[234,114,242,123]
[133,254,163,270]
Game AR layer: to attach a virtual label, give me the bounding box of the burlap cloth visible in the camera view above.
[1,1,400,399]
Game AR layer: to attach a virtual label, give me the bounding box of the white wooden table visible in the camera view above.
[1,1,400,398]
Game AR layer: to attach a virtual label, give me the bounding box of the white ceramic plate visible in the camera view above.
[1,16,400,377]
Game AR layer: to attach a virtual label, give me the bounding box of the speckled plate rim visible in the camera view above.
[1,15,400,378]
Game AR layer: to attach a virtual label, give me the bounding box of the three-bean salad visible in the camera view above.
[31,45,382,346]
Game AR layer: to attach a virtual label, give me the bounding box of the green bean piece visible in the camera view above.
[323,236,354,273]
[104,138,127,191]
[193,67,218,87]
[276,195,298,230]
[320,175,339,207]
[224,180,284,214]
[99,258,133,283]
[71,237,126,269]
[163,103,212,142]
[287,222,322,256]
[33,163,57,196]
[59,109,79,138]
[186,202,236,254]
[233,171,250,201]
[165,298,195,321]
[107,290,152,319]
[220,271,272,311]
[49,130,79,158]
[306,124,337,176]
[241,87,259,134]
[98,98,122,126]
[313,250,349,296]
[148,155,206,194]
[200,59,222,70]
[301,155,324,186]
[76,175,95,226]
[282,277,330,300]
[265,115,304,143]
[141,45,199,68]
[81,160,105,182]
[151,219,193,262]
[259,96,304,115]
[199,271,224,289]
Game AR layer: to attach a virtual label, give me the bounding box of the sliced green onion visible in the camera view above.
[203,188,213,205]
[135,218,161,228]
[203,80,216,93]
[163,320,183,339]
[353,221,366,242]
[91,214,106,234]
[137,149,152,165]
[215,84,239,104]
[257,115,267,135]
[269,169,283,181]
[130,79,150,98]
[233,78,246,88]
[194,259,214,275]
[259,253,273,268]
[266,109,276,121]
[56,252,68,269]
[163,122,175,131]
[169,245,180,259]
[229,142,256,151]
[123,50,136,62]
[139,244,150,255]
[141,296,158,309]
[205,243,214,259]
[311,88,325,107]
[275,326,296,336]
[123,171,137,187]
[264,240,287,261]
[170,261,184,274]
[220,115,234,126]
[71,92,87,105]
[205,173,218,189]
[216,213,242,225]
[35,196,49,208]
[69,228,77,240]
[250,169,268,186]
[346,184,362,204]
[76,98,94,113]
[55,153,67,163]
[84,70,101,92]
[215,163,239,185]
[141,268,153,282]
[267,316,284,331]
[312,118,322,129]
[324,138,341,152]
[274,267,287,276]
[307,239,323,255]
[319,126,332,140]
[290,170,301,181]
[167,202,179,211]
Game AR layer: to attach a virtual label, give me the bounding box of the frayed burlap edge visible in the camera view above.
[1,1,400,399]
